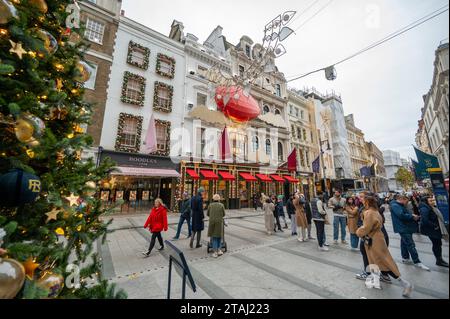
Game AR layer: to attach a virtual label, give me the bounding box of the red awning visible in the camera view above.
[256,174,273,182]
[284,176,299,183]
[186,169,200,180]
[239,172,258,182]
[200,170,219,180]
[270,174,285,183]
[218,171,235,181]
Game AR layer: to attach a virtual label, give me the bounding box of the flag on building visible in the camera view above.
[312,156,320,173]
[219,126,231,162]
[144,113,157,153]
[287,148,297,172]
[414,146,440,170]
[360,166,371,177]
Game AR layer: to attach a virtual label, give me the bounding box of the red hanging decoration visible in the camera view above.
[215,86,260,123]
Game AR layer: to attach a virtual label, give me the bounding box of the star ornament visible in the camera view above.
[65,193,79,207]
[23,257,40,279]
[45,208,61,223]
[9,40,27,59]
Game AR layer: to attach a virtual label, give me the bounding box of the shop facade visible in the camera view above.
[98,149,180,211]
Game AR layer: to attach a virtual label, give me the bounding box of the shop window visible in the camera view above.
[115,113,143,153]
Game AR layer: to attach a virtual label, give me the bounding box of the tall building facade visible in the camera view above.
[345,114,370,188]
[365,142,388,192]
[415,118,432,154]
[383,150,403,191]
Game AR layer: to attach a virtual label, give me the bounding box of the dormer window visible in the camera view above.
[245,44,251,58]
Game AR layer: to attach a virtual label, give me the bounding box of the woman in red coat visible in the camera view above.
[142,198,168,257]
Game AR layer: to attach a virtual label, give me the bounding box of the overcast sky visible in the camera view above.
[122,0,449,160]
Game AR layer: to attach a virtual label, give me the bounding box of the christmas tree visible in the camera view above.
[0,0,126,298]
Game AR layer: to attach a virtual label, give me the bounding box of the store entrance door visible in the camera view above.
[159,178,172,209]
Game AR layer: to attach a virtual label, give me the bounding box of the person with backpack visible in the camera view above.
[173,192,192,240]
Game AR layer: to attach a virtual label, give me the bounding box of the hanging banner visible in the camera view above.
[428,168,449,224]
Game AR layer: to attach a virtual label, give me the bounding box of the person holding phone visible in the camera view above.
[328,190,347,244]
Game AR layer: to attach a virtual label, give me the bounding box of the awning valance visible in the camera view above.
[218,171,235,181]
[239,172,258,182]
[112,167,180,178]
[200,170,219,180]
[270,175,285,183]
[284,175,299,183]
[186,169,200,180]
[256,174,273,182]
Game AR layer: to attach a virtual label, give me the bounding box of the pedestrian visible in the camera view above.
[207,194,226,258]
[253,193,259,211]
[293,193,308,241]
[345,196,359,250]
[419,196,449,267]
[311,193,329,251]
[390,194,430,271]
[286,194,297,236]
[328,190,347,244]
[173,192,192,240]
[190,187,205,249]
[142,198,168,257]
[304,197,315,240]
[276,195,288,229]
[356,195,413,297]
[355,191,371,280]
[263,198,275,235]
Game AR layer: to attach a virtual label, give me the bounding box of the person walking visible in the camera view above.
[345,197,359,251]
[286,195,297,236]
[419,196,449,267]
[263,198,275,235]
[142,198,168,257]
[173,192,192,240]
[293,193,308,241]
[253,193,260,211]
[190,188,205,249]
[276,195,288,229]
[207,194,226,258]
[390,194,430,271]
[328,190,347,244]
[304,197,315,240]
[272,195,283,232]
[356,195,413,297]
[311,193,329,251]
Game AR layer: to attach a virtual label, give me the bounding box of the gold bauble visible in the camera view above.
[0,258,26,299]
[15,118,34,142]
[103,182,110,189]
[0,0,18,25]
[85,181,96,196]
[34,28,58,55]
[29,0,48,13]
[36,272,64,298]
[74,61,91,83]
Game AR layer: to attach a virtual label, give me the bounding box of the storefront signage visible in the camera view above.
[100,150,179,170]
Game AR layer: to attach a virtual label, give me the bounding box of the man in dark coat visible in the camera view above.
[286,195,297,235]
[390,194,430,271]
[173,192,192,240]
[190,187,205,248]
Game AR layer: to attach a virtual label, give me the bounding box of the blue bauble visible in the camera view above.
[0,169,41,207]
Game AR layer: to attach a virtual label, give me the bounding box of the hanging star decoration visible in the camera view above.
[65,193,79,207]
[23,257,40,279]
[9,40,27,59]
[45,207,61,223]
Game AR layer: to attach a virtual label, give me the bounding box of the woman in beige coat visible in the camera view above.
[293,194,308,242]
[263,198,275,235]
[356,196,413,297]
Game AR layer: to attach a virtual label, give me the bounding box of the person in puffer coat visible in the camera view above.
[142,198,168,257]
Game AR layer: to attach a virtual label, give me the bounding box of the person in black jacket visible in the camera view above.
[304,198,315,240]
[419,196,449,267]
[286,195,297,236]
[190,188,205,248]
[173,192,192,240]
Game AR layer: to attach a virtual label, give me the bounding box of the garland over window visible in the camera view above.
[151,119,171,156]
[127,41,151,70]
[153,81,174,113]
[156,53,176,79]
[121,71,146,106]
[115,113,143,153]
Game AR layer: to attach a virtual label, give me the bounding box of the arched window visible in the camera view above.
[278,142,283,161]
[252,136,259,152]
[265,139,272,156]
[263,105,270,114]
[275,108,281,115]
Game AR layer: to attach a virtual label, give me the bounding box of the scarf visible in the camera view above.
[432,206,449,241]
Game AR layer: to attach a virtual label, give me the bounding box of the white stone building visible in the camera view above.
[383,150,403,191]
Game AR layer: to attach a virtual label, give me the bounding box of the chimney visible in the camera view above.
[120,10,125,16]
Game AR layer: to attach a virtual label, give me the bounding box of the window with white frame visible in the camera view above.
[156,122,167,152]
[159,59,172,75]
[197,93,207,106]
[121,118,138,148]
[157,86,170,110]
[265,139,271,156]
[85,18,105,44]
[252,136,259,152]
[275,84,281,97]
[125,77,143,103]
[83,63,97,90]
